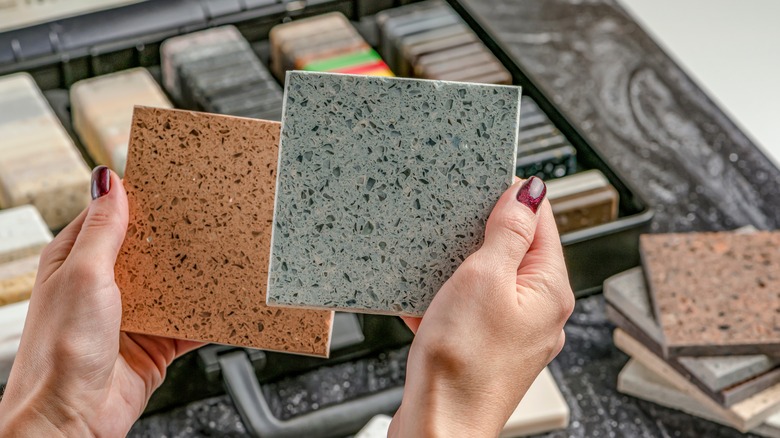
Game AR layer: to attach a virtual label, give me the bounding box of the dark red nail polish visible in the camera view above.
[516,176,546,213]
[91,166,111,200]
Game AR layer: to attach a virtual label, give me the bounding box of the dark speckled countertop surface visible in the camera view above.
[130,1,777,436]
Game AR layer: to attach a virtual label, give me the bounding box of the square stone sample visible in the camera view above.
[617,359,780,438]
[0,255,39,306]
[0,205,52,264]
[604,267,780,406]
[161,25,244,102]
[115,107,333,356]
[641,231,780,357]
[267,72,520,316]
[614,329,780,433]
[0,73,91,229]
[546,170,618,233]
[71,68,172,175]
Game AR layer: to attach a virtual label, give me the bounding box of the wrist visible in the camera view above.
[394,368,503,437]
[0,384,92,437]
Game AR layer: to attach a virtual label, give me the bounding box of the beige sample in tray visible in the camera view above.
[115,106,333,356]
[0,73,91,229]
[71,68,172,175]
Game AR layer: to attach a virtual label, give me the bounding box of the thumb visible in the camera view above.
[68,166,129,275]
[479,176,546,274]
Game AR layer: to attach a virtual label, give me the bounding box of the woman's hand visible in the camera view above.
[0,166,203,437]
[390,177,574,437]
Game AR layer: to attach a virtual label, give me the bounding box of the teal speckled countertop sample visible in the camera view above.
[268,71,520,316]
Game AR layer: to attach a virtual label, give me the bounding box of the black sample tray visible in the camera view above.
[1,0,653,298]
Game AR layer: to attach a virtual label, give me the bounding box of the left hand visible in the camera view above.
[0,166,203,437]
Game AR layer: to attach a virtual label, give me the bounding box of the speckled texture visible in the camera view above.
[267,72,519,316]
[642,231,780,357]
[70,68,172,175]
[0,73,91,229]
[0,205,52,264]
[0,255,38,306]
[115,106,333,355]
[605,267,778,392]
[604,268,780,407]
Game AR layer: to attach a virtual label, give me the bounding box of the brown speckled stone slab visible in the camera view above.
[115,106,333,356]
[641,231,780,357]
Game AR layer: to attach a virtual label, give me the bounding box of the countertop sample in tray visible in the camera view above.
[115,106,333,356]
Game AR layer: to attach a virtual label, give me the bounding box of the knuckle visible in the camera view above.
[38,240,57,261]
[498,214,535,250]
[66,258,104,286]
[85,209,123,235]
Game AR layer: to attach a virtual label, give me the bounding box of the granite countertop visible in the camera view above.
[131,0,778,436]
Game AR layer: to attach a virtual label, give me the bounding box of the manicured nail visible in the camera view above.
[91,166,111,200]
[516,176,546,213]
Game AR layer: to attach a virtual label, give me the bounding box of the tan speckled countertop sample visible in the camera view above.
[115,106,333,356]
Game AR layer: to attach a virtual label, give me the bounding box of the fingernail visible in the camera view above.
[91,166,111,200]
[516,176,546,213]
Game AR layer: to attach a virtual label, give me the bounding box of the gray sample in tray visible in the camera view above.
[267,71,520,316]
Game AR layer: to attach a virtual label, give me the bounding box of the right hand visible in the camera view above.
[391,176,574,437]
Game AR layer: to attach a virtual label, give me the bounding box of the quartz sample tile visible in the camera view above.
[269,13,369,81]
[115,106,333,355]
[355,415,393,438]
[270,12,355,78]
[618,359,780,438]
[515,96,577,180]
[71,68,172,175]
[641,231,780,357]
[161,25,244,102]
[604,267,780,404]
[0,205,52,264]
[162,26,284,121]
[614,329,780,433]
[501,367,570,437]
[0,299,29,385]
[267,72,520,316]
[0,255,39,306]
[376,0,510,85]
[0,73,91,229]
[546,170,619,233]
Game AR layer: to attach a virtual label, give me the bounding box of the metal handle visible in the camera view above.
[219,350,403,438]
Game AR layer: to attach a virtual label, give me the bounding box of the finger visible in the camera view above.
[517,199,570,293]
[479,176,546,274]
[67,166,129,278]
[35,208,88,283]
[515,197,574,326]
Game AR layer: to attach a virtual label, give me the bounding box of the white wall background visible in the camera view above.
[620,0,780,165]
